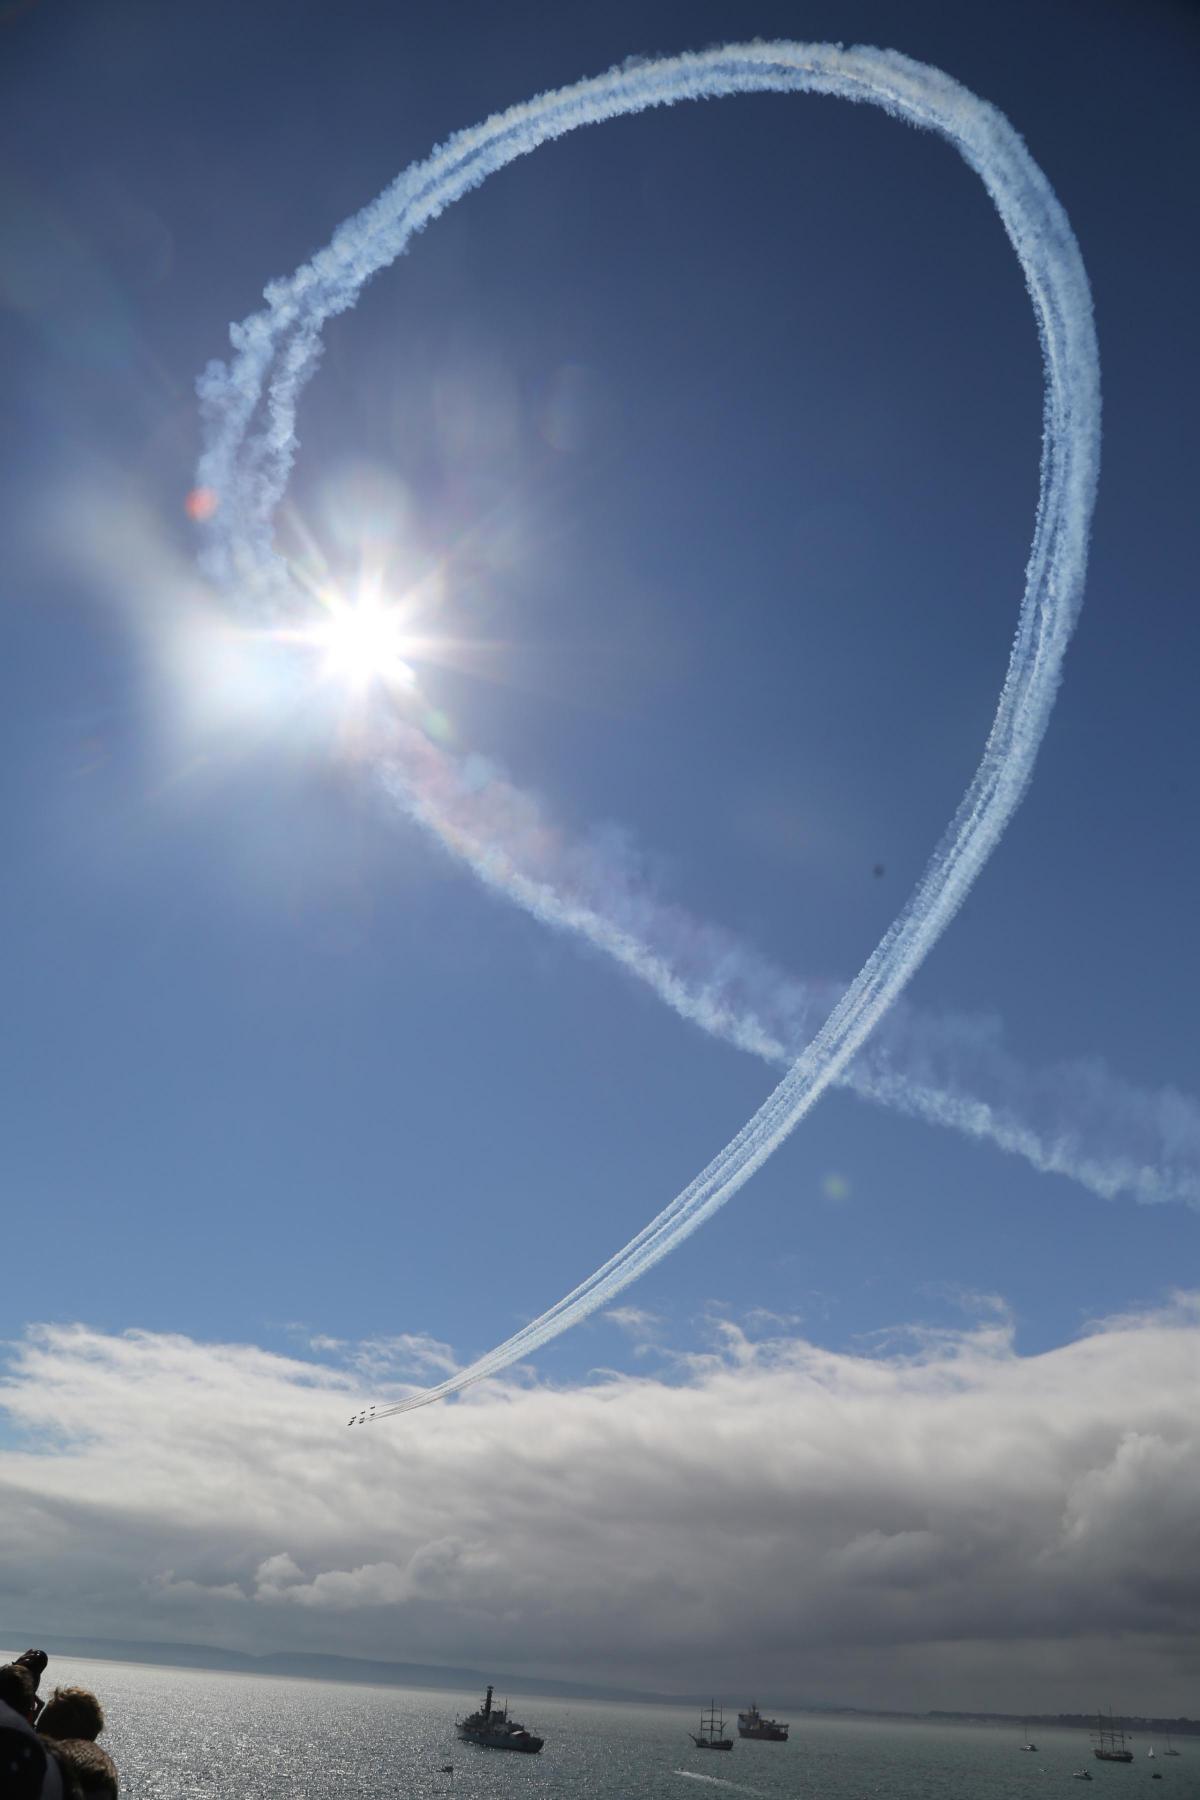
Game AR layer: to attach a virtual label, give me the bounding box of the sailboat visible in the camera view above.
[690,1702,733,1751]
[1020,1721,1038,1752]
[1148,1746,1155,1760]
[1163,1734,1181,1757]
[1092,1710,1134,1763]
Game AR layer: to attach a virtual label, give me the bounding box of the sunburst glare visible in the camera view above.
[304,590,418,694]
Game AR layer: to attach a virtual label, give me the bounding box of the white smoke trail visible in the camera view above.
[195,44,1100,1422]
[374,728,1198,1212]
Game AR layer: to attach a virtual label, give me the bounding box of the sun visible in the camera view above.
[298,591,418,694]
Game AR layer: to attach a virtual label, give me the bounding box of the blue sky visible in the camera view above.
[1,0,1198,1704]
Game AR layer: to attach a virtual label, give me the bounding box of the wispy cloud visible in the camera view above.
[346,1334,460,1381]
[604,1306,663,1352]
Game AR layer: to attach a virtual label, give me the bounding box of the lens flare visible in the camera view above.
[185,486,218,522]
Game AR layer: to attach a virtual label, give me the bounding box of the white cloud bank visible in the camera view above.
[2,1304,1198,1712]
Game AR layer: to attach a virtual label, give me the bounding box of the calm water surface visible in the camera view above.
[26,1657,1198,1800]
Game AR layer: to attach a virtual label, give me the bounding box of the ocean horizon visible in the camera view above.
[12,1652,1191,1800]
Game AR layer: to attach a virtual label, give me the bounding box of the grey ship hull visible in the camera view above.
[458,1725,543,1753]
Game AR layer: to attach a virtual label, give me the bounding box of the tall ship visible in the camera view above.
[1092,1710,1134,1763]
[690,1702,733,1751]
[456,1685,544,1753]
[737,1702,789,1741]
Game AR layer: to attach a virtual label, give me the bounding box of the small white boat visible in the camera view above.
[1073,1770,1093,1781]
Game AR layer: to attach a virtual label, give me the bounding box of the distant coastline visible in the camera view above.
[3,1635,1197,1736]
[922,1710,1198,1738]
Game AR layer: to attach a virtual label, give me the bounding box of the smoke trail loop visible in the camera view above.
[196,43,1100,1422]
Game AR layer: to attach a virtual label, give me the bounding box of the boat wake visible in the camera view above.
[674,1771,767,1796]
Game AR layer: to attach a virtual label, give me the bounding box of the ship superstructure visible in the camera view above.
[456,1685,544,1754]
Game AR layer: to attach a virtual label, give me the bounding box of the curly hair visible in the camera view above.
[38,1685,105,1741]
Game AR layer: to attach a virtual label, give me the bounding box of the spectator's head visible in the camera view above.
[39,1688,105,1742]
[0,1662,37,1722]
[46,1737,117,1799]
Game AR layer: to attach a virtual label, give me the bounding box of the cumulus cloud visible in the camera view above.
[2,1305,1198,1711]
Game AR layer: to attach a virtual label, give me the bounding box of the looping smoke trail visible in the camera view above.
[195,43,1100,1423]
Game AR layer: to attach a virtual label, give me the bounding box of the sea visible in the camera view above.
[15,1656,1194,1800]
